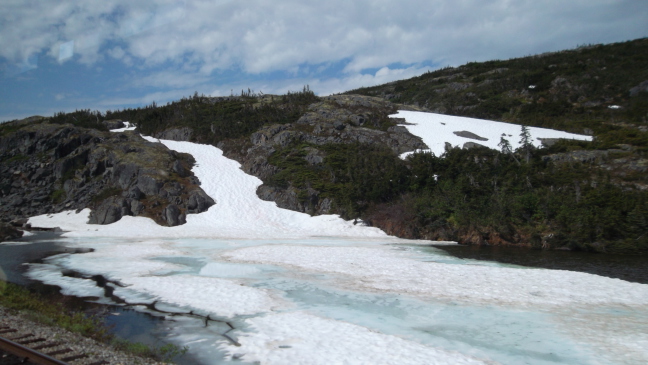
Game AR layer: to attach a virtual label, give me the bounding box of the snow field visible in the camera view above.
[391,111,592,158]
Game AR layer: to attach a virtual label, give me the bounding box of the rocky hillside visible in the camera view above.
[2,39,647,253]
[348,38,648,191]
[0,119,214,229]
[347,38,648,136]
[221,95,428,215]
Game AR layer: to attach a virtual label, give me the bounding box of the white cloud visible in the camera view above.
[2,0,645,75]
[0,0,646,117]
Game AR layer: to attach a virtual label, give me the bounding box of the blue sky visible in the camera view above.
[1,0,647,122]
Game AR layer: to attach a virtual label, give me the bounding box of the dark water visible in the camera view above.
[431,244,648,284]
[0,232,193,363]
[0,232,68,285]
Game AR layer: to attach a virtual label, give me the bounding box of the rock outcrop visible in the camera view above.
[0,121,214,227]
[0,223,23,241]
[222,95,428,215]
[153,127,193,141]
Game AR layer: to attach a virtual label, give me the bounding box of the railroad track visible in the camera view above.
[0,326,108,365]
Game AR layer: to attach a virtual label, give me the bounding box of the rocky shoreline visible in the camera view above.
[0,306,170,365]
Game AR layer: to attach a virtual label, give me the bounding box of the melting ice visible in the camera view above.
[26,112,646,365]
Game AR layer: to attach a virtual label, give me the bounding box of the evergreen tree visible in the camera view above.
[518,125,533,163]
[498,136,520,165]
[498,136,512,154]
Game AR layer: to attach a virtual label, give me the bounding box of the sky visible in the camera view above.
[0,0,646,122]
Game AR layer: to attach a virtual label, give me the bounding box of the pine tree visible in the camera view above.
[518,125,533,163]
[498,136,512,154]
[498,136,520,165]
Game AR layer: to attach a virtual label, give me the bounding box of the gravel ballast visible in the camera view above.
[0,306,170,365]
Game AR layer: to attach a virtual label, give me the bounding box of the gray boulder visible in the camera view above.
[163,204,186,226]
[187,190,215,213]
[89,197,130,224]
[103,120,125,130]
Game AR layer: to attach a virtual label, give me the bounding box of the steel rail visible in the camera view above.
[0,335,69,365]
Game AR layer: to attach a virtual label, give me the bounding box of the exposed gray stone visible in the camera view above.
[463,142,487,149]
[187,190,215,213]
[304,147,325,165]
[162,182,183,197]
[154,127,193,141]
[0,122,215,227]
[102,119,125,130]
[172,159,190,177]
[10,218,28,227]
[130,200,144,215]
[629,80,648,97]
[88,197,127,224]
[137,175,163,196]
[127,186,144,200]
[453,131,489,141]
[163,204,185,226]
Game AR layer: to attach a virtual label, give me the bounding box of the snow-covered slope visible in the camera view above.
[391,111,592,158]
[29,137,387,239]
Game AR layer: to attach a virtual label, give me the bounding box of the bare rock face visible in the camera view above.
[462,142,488,149]
[256,185,332,215]
[186,190,215,214]
[89,196,129,225]
[453,130,489,141]
[629,80,648,97]
[162,204,186,226]
[102,119,125,130]
[153,127,193,141]
[0,121,215,227]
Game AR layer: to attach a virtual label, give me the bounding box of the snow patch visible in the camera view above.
[391,111,592,158]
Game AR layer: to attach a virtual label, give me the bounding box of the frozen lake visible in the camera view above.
[17,235,648,365]
[21,113,646,364]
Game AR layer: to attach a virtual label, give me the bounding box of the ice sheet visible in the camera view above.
[220,311,489,365]
[391,111,592,158]
[223,245,648,307]
[25,263,105,298]
[126,275,282,317]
